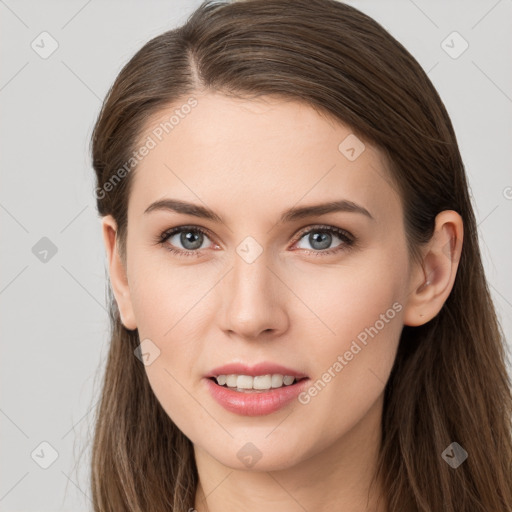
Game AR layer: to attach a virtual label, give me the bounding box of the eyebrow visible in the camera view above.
[143,198,374,223]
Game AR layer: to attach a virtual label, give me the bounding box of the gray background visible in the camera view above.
[1,1,511,510]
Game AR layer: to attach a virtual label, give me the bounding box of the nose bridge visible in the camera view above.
[230,240,274,307]
[219,235,287,337]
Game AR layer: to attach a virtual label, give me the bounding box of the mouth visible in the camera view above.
[208,374,309,393]
[204,372,311,416]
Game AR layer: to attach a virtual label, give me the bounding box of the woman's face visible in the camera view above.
[109,92,418,471]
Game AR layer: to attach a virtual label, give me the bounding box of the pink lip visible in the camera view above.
[206,362,308,379]
[204,377,310,416]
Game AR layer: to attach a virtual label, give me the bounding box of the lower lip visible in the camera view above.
[204,377,310,416]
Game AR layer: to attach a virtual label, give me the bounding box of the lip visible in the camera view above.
[206,362,308,379]
[204,376,310,416]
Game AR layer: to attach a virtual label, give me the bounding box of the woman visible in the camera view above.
[89,0,512,510]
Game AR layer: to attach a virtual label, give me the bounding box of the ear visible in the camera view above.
[402,210,463,327]
[101,215,137,330]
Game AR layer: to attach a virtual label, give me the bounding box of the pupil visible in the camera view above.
[310,232,331,250]
[181,230,203,250]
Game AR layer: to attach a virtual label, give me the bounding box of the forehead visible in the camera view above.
[129,92,402,227]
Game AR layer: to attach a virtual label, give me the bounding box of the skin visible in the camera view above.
[102,92,463,512]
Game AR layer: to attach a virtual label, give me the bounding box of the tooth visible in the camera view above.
[253,375,272,390]
[215,373,300,390]
[226,374,238,387]
[237,375,253,389]
[271,374,284,388]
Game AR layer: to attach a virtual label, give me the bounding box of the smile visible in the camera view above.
[212,373,303,391]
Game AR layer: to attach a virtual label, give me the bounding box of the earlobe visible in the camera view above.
[101,215,137,330]
[403,210,463,327]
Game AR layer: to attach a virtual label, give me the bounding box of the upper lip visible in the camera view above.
[206,362,308,379]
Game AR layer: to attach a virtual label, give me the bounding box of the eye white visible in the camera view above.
[294,230,344,251]
[168,230,212,251]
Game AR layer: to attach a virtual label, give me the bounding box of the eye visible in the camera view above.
[292,225,355,255]
[156,226,215,257]
[156,224,356,258]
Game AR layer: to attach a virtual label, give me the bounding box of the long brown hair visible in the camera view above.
[88,1,512,510]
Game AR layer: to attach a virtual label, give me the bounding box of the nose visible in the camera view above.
[217,247,289,340]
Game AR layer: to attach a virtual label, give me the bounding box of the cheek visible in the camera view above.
[290,251,405,435]
[129,262,210,437]
[289,246,406,349]
[126,255,206,409]
[128,248,211,338]
[129,268,209,382]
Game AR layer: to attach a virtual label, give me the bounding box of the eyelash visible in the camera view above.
[155,224,356,258]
